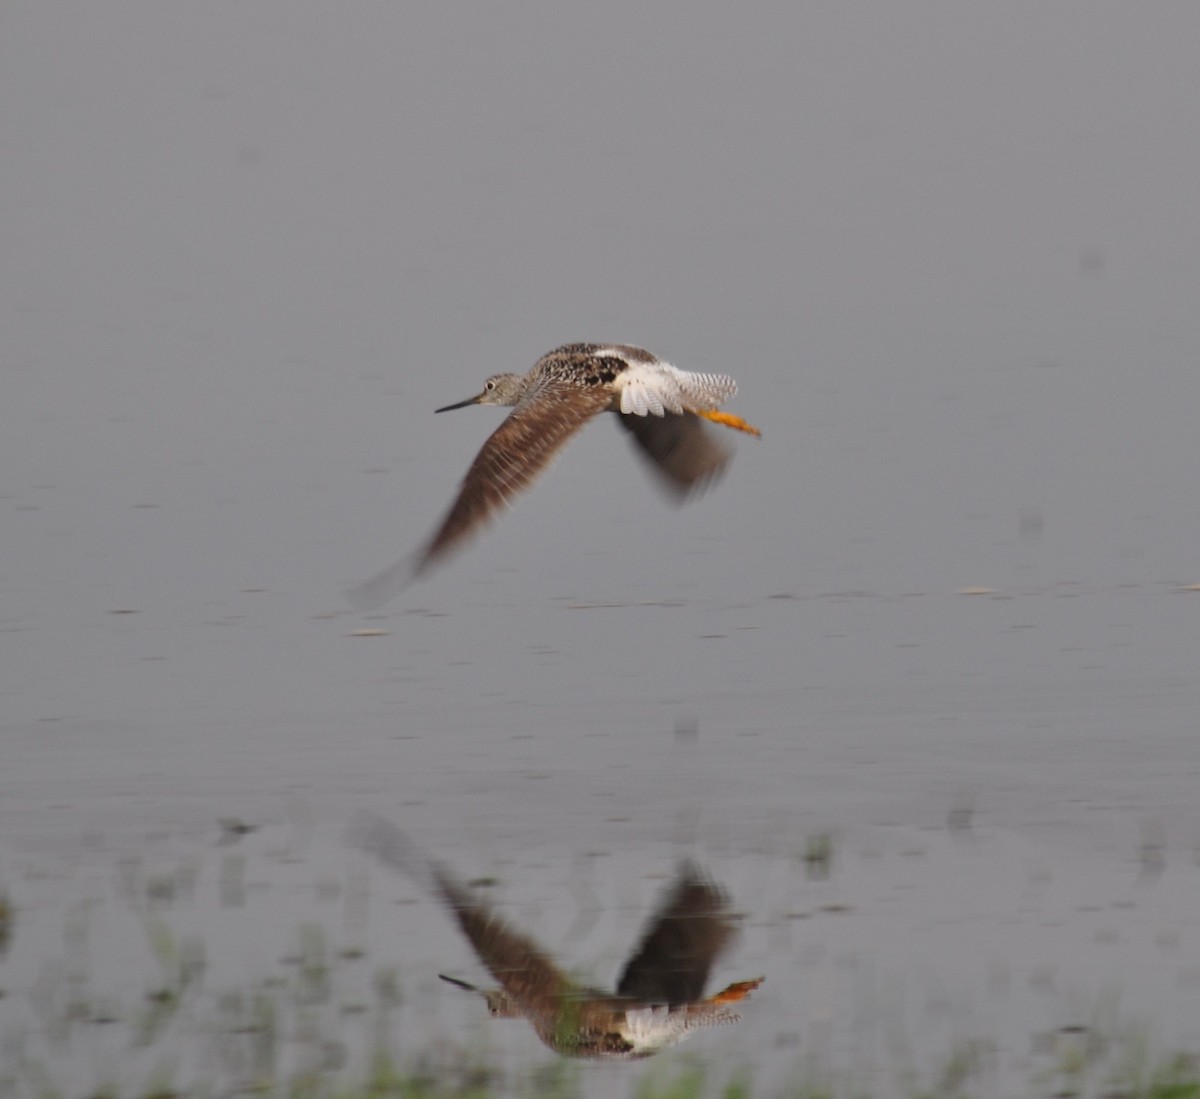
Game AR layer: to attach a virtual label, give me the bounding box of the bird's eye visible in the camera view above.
[485,380,495,391]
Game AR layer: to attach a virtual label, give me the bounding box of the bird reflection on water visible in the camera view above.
[350,815,763,1059]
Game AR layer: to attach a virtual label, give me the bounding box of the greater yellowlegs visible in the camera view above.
[351,816,763,1060]
[346,343,759,606]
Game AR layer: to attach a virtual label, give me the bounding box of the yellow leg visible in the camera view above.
[695,409,762,437]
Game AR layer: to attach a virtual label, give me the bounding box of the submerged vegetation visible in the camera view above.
[0,837,1197,1099]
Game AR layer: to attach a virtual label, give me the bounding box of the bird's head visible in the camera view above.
[436,373,525,412]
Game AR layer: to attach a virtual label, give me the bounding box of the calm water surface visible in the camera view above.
[3,3,1199,1096]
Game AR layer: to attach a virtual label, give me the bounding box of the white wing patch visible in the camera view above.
[620,1006,692,1054]
[604,354,739,418]
[620,1003,741,1054]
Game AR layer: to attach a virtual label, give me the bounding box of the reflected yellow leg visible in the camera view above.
[707,977,765,1004]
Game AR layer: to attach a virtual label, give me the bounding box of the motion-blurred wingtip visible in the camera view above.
[343,554,422,610]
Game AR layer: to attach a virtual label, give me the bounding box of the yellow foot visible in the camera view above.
[696,409,762,437]
[708,977,765,1004]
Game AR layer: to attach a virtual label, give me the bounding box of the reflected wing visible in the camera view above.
[615,863,737,1007]
[617,412,732,499]
[432,866,578,1019]
[350,814,577,1020]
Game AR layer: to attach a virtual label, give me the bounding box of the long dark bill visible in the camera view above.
[435,394,482,413]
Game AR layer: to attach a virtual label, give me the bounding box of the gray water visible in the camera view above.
[3,4,1199,1096]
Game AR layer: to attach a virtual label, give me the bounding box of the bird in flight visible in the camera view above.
[345,342,759,606]
[350,814,763,1059]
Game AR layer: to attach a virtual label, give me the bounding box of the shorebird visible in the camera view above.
[345,343,759,606]
[350,816,763,1060]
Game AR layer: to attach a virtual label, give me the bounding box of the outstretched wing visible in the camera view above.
[615,863,737,1007]
[345,378,611,606]
[431,865,579,1020]
[416,379,611,573]
[349,813,577,1019]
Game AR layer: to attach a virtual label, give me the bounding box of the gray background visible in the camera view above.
[3,3,1200,1091]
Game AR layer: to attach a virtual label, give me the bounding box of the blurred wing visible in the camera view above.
[431,866,578,1018]
[344,380,610,606]
[344,552,421,610]
[347,812,440,890]
[617,412,732,499]
[615,863,737,1007]
[349,814,576,1018]
[416,380,612,575]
